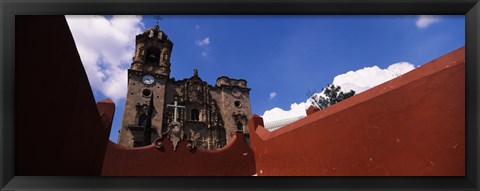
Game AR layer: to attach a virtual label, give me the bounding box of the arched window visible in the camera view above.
[138,113,148,126]
[236,121,243,132]
[191,109,199,121]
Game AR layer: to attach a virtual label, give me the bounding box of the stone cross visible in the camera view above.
[167,101,185,123]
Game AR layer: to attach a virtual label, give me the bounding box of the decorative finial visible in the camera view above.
[154,15,162,29]
[194,68,198,76]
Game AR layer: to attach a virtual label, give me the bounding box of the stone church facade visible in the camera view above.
[117,24,252,150]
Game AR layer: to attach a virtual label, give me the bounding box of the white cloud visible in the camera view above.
[195,37,210,47]
[262,102,310,123]
[269,92,277,100]
[65,15,144,103]
[195,37,211,57]
[332,62,415,93]
[416,15,441,29]
[261,62,415,123]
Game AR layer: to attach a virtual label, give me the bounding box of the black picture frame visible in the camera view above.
[1,0,479,190]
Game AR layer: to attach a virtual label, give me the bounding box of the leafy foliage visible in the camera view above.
[307,84,355,110]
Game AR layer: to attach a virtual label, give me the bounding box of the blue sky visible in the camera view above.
[66,15,464,142]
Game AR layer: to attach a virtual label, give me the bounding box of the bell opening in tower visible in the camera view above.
[146,47,160,63]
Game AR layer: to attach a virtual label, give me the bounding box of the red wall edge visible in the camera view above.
[101,132,256,176]
[248,47,465,176]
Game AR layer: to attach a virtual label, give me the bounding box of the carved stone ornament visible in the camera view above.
[188,83,204,104]
[154,138,163,149]
[168,122,184,151]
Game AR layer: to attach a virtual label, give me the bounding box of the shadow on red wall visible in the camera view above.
[249,47,465,176]
[15,16,115,176]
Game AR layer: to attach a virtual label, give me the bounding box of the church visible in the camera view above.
[117,23,252,150]
[15,16,466,178]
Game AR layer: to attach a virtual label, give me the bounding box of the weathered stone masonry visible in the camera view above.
[118,24,252,150]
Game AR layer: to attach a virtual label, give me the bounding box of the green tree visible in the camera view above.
[307,84,355,110]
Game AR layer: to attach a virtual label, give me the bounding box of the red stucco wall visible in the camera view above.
[101,132,256,176]
[15,16,465,177]
[248,47,465,176]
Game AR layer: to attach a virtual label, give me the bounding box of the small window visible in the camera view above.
[142,89,152,97]
[138,113,148,126]
[234,100,241,108]
[236,121,243,132]
[191,109,199,121]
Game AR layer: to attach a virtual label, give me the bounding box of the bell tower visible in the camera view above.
[118,24,174,147]
[131,24,173,77]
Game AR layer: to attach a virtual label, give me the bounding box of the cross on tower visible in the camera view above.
[154,16,162,25]
[167,101,185,123]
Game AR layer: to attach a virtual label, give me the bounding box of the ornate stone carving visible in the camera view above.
[165,122,184,151]
[187,81,205,105]
[209,100,222,127]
